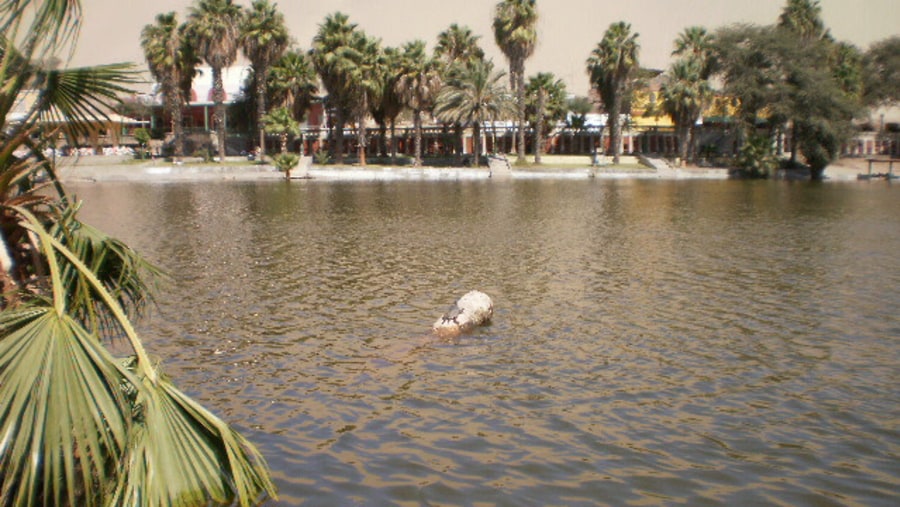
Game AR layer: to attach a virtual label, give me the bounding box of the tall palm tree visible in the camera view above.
[141,12,194,160]
[268,48,318,155]
[434,59,512,166]
[371,45,404,160]
[187,0,243,163]
[0,1,276,505]
[435,24,485,160]
[395,40,442,167]
[241,0,289,162]
[310,12,357,164]
[493,0,538,164]
[586,21,640,164]
[525,72,566,164]
[341,31,383,166]
[661,57,712,165]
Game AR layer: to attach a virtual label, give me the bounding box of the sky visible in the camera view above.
[69,0,900,95]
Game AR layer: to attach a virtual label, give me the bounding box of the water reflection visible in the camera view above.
[71,179,900,506]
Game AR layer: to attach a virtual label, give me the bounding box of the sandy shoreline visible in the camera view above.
[53,155,868,183]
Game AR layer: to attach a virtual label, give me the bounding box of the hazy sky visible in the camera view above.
[70,0,899,94]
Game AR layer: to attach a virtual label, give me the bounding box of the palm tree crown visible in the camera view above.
[435,59,512,166]
[493,0,538,164]
[187,0,243,162]
[395,40,443,167]
[586,21,640,164]
[241,0,290,160]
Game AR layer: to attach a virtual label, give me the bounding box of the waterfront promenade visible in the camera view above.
[54,154,865,183]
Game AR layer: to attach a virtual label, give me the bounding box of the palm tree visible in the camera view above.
[141,12,196,160]
[434,59,512,166]
[661,57,712,165]
[435,24,485,160]
[525,72,566,164]
[371,45,404,160]
[187,0,243,163]
[778,0,827,40]
[435,23,485,68]
[565,95,593,153]
[342,31,383,166]
[586,21,640,164]
[673,26,715,79]
[493,0,538,164]
[263,106,301,178]
[395,40,442,167]
[310,12,357,164]
[268,49,318,156]
[0,1,276,504]
[241,0,289,162]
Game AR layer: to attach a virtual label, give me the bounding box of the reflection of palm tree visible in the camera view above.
[141,12,196,160]
[395,40,442,167]
[0,1,275,504]
[587,21,640,164]
[435,59,512,166]
[526,72,567,164]
[241,0,289,161]
[187,0,243,163]
[493,0,537,164]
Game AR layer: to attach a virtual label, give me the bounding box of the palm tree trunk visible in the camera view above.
[357,111,367,166]
[334,108,345,165]
[413,109,422,167]
[256,68,267,163]
[390,118,397,164]
[534,88,545,164]
[516,61,526,164]
[610,94,621,165]
[212,66,226,163]
[473,121,482,166]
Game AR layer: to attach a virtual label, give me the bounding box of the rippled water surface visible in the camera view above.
[71,178,899,506]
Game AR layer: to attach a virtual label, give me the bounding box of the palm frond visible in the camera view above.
[0,305,132,506]
[113,362,277,506]
[37,63,142,138]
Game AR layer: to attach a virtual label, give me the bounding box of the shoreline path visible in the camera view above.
[54,155,865,183]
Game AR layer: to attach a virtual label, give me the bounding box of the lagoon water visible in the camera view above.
[71,178,899,506]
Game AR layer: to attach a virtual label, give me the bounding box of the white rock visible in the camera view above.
[432,290,494,338]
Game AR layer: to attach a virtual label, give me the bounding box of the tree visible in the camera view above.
[863,36,900,107]
[395,40,442,167]
[673,26,715,79]
[141,12,195,160]
[187,0,243,163]
[586,21,640,164]
[493,0,538,164]
[778,0,828,41]
[713,21,862,179]
[310,12,357,164]
[435,23,485,68]
[342,31,383,166]
[434,59,512,166]
[241,0,289,162]
[371,45,404,160]
[0,1,275,504]
[268,49,318,156]
[525,72,566,163]
[263,106,301,154]
[661,57,712,165]
[435,24,485,160]
[565,95,593,153]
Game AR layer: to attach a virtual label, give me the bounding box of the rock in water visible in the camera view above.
[432,290,494,338]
